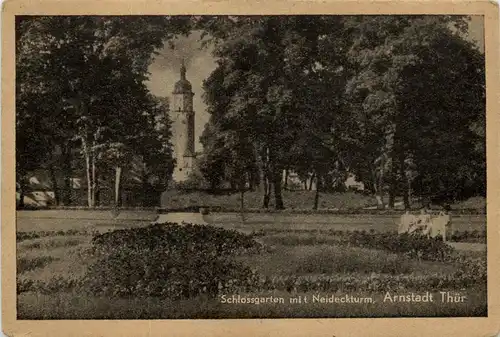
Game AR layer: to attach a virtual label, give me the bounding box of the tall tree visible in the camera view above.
[16,16,190,207]
[199,15,484,210]
[200,16,346,209]
[342,15,480,208]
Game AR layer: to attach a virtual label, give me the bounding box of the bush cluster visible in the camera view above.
[16,229,96,242]
[83,223,263,299]
[17,256,57,274]
[451,230,486,243]
[253,228,486,243]
[17,276,83,295]
[344,231,454,261]
[260,230,454,261]
[244,261,486,293]
[452,255,487,282]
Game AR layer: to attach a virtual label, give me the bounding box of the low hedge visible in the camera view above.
[342,231,454,261]
[17,256,485,295]
[17,276,82,295]
[244,258,486,293]
[451,230,487,243]
[157,207,485,215]
[83,223,263,299]
[16,227,486,244]
[253,228,486,245]
[21,205,485,215]
[16,229,97,242]
[256,230,454,261]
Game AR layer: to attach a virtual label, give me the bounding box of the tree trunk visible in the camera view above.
[272,168,284,210]
[388,191,395,209]
[141,169,149,207]
[240,182,247,224]
[249,172,255,191]
[95,179,101,207]
[83,140,93,208]
[364,180,375,195]
[115,166,123,207]
[263,175,271,208]
[377,173,385,210]
[309,173,315,191]
[91,141,97,207]
[261,148,271,208]
[62,145,72,206]
[371,166,385,210]
[403,180,410,210]
[313,174,320,210]
[400,152,411,210]
[388,157,396,209]
[262,171,270,208]
[49,163,60,206]
[210,181,218,193]
[142,180,148,207]
[19,184,25,209]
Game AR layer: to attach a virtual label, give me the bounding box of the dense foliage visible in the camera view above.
[344,231,454,261]
[83,224,262,298]
[197,16,485,210]
[16,16,190,207]
[16,16,485,210]
[255,229,456,261]
[18,257,486,295]
[243,258,486,293]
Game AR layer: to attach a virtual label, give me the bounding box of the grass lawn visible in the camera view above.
[161,190,379,210]
[16,221,487,319]
[160,190,486,211]
[17,210,486,234]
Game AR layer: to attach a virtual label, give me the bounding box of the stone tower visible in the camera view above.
[171,60,195,182]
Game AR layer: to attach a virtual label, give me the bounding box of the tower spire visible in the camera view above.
[180,59,186,80]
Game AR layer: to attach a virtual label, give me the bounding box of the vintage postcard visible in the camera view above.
[2,0,500,336]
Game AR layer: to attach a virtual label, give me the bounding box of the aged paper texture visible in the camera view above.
[2,0,500,336]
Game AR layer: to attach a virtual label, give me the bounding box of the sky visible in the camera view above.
[145,16,485,152]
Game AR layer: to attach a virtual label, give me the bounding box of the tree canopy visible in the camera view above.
[16,16,191,207]
[197,15,485,209]
[15,15,485,210]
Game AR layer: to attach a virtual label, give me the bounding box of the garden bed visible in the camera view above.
[16,222,487,319]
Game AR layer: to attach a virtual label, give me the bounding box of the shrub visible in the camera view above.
[450,230,486,243]
[17,276,84,295]
[294,247,413,275]
[243,266,485,293]
[17,232,41,242]
[172,168,208,191]
[452,256,487,285]
[17,256,57,274]
[23,237,85,250]
[16,229,97,242]
[83,223,262,299]
[344,232,454,261]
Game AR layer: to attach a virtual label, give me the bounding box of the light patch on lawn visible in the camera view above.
[17,235,94,281]
[18,235,90,250]
[240,244,459,277]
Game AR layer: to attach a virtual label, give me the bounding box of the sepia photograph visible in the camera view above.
[4,4,497,332]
